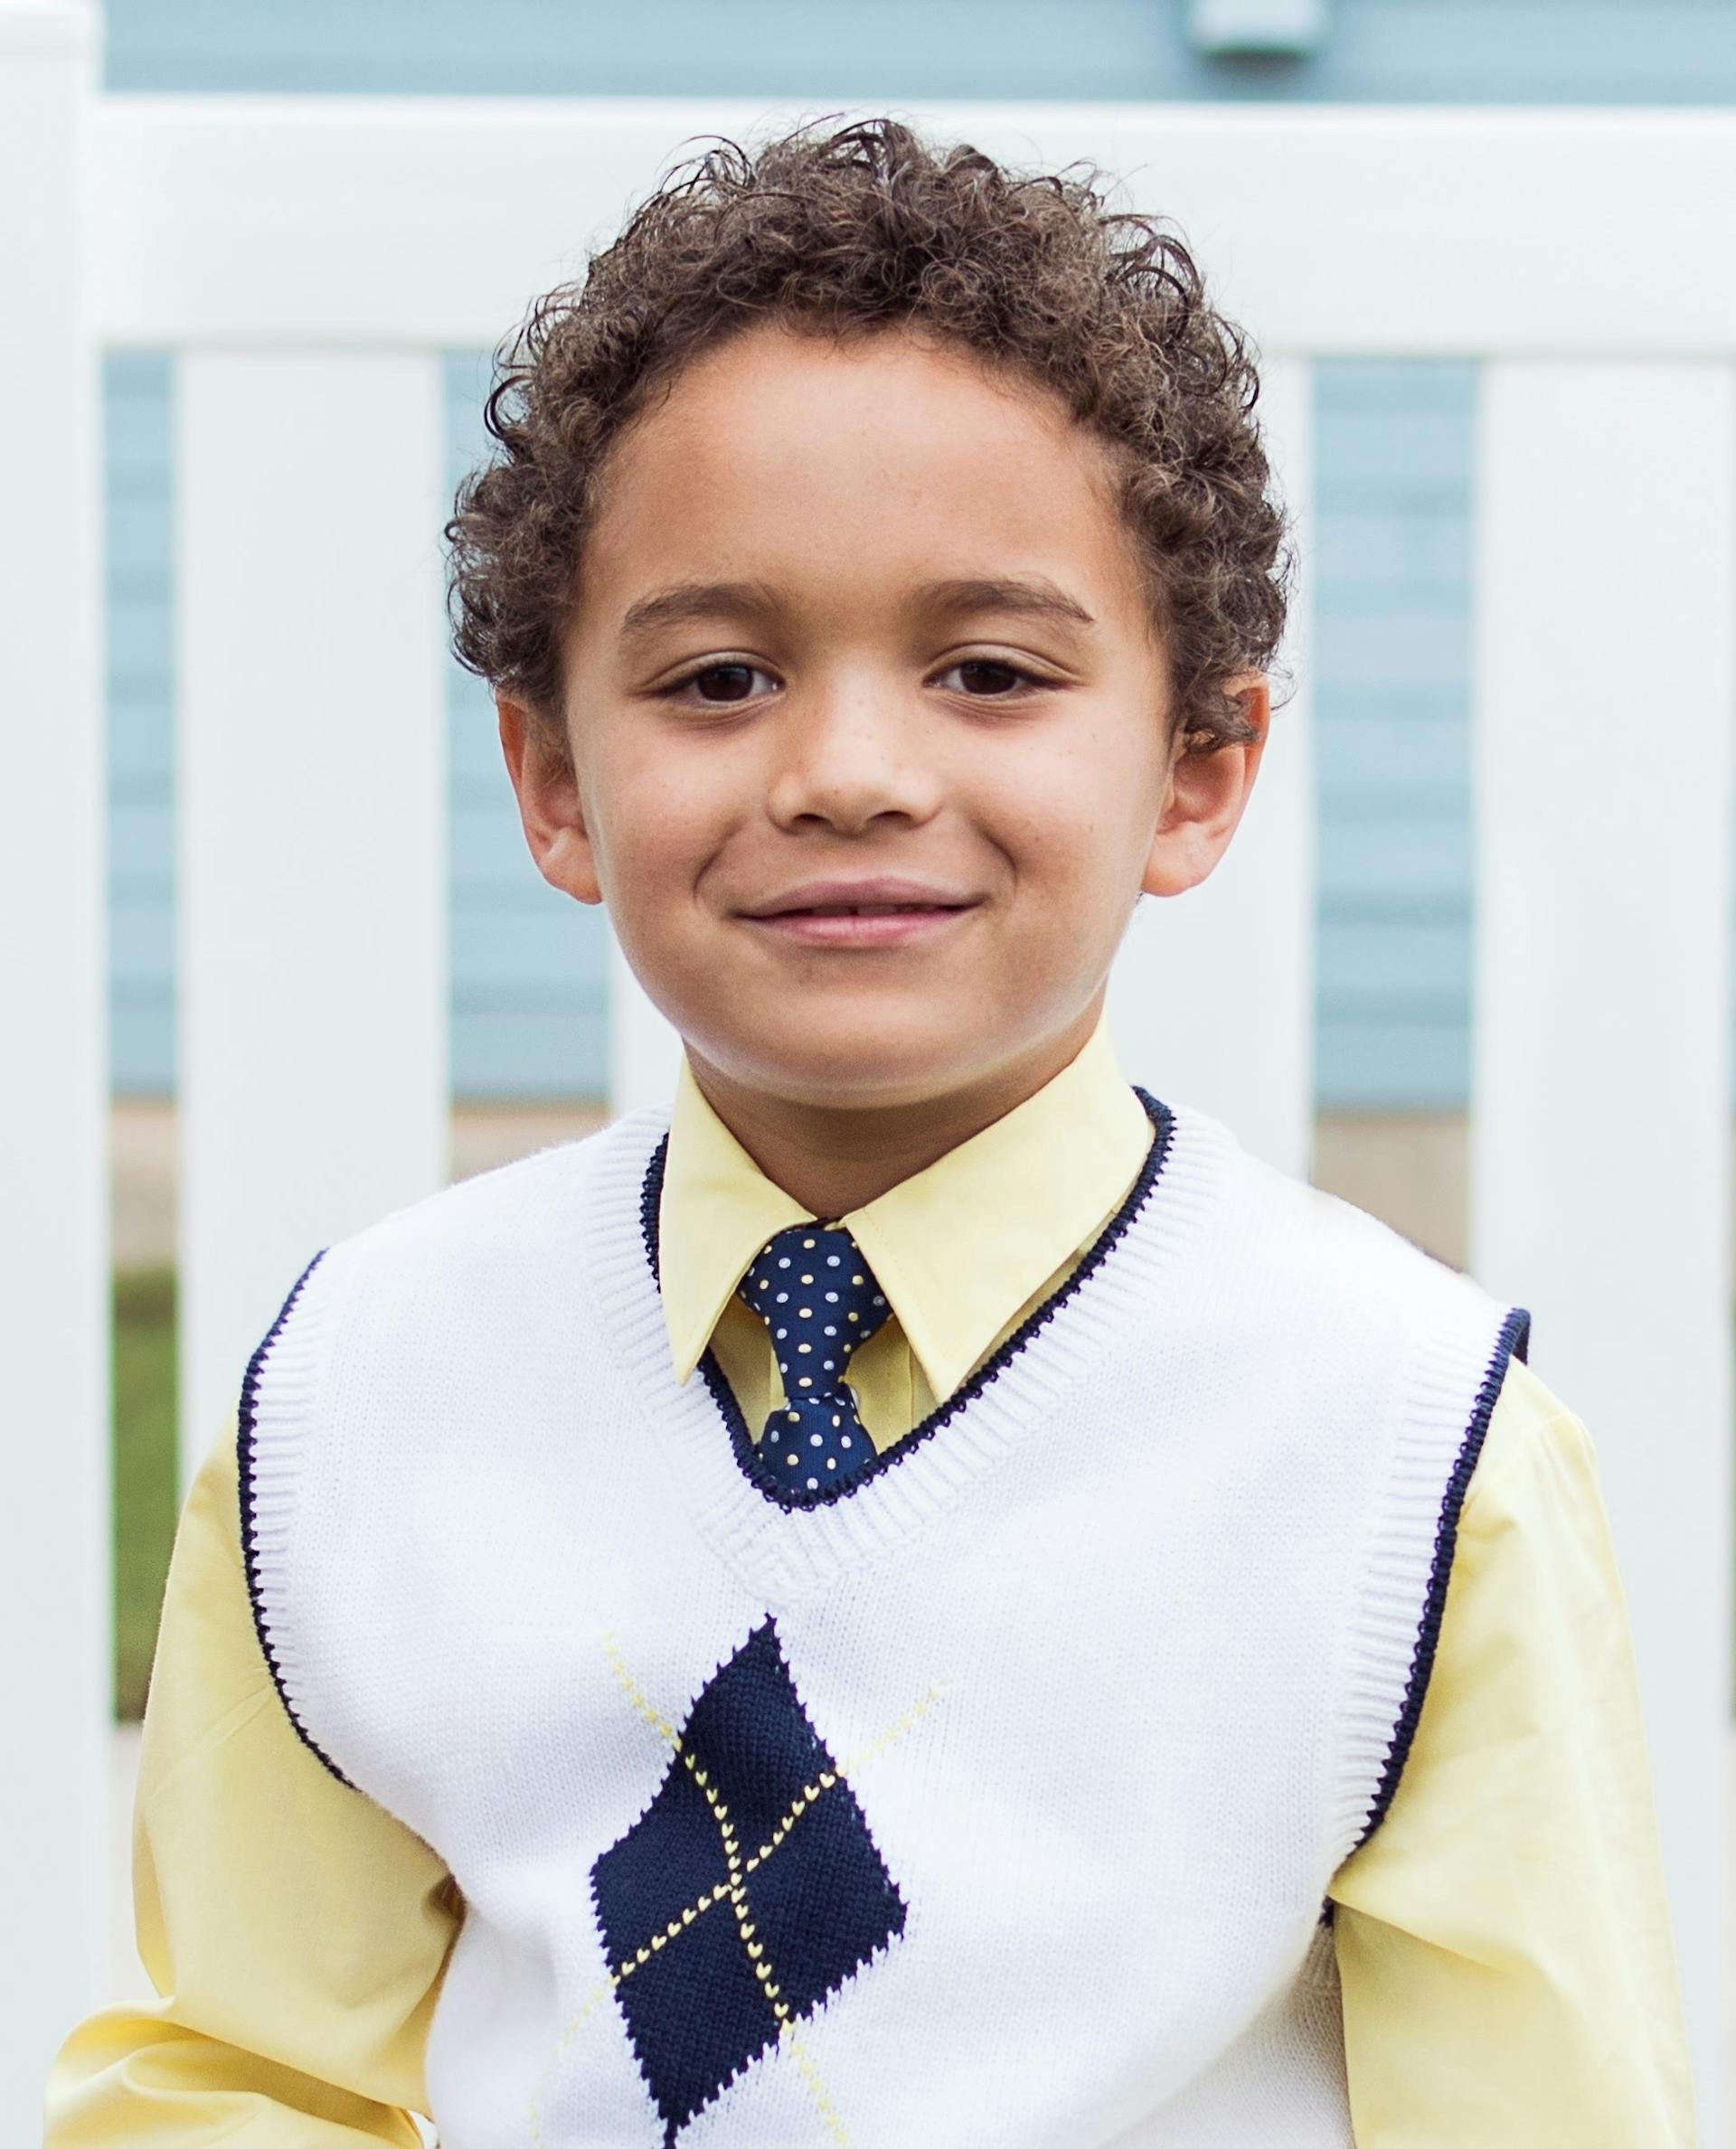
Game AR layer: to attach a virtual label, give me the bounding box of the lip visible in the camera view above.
[737,874,982,948]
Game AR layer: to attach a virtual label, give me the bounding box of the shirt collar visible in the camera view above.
[657,1013,1151,1400]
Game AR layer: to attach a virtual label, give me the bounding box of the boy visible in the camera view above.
[49,118,1694,2144]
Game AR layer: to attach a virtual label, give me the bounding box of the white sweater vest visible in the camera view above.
[241,1090,1525,2149]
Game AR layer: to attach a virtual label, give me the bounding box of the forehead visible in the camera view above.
[576,321,1147,623]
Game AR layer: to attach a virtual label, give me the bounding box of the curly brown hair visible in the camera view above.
[446,115,1289,757]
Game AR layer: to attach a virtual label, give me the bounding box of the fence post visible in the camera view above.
[609,927,683,1118]
[176,353,450,1494]
[1108,356,1315,1176]
[1470,359,1733,2137]
[0,0,106,2125]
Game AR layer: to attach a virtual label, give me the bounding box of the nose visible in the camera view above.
[762,674,945,836]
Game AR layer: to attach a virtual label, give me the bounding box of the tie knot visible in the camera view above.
[737,1223,891,1374]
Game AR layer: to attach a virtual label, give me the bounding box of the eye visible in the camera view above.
[933,657,1044,698]
[667,662,779,705]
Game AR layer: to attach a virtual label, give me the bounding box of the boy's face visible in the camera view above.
[503,321,1265,1115]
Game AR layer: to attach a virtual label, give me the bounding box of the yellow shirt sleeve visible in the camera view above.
[1329,1357,1697,2146]
[45,1418,458,2145]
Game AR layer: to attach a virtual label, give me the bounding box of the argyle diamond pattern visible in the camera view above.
[591,1619,906,2143]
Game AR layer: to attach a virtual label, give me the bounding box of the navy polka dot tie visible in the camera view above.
[737,1223,892,1492]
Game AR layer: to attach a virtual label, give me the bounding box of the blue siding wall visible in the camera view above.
[106,352,175,1094]
[103,0,1736,103]
[445,355,612,1098]
[1313,363,1475,1109]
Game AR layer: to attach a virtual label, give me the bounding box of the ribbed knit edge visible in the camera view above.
[235,1245,354,1787]
[580,1091,1231,1602]
[1326,1301,1531,1868]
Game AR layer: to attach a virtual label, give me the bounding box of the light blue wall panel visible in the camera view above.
[105,351,175,1095]
[102,0,1736,103]
[445,353,613,1098]
[1313,361,1476,1109]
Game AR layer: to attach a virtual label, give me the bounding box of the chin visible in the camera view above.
[715,1024,985,1111]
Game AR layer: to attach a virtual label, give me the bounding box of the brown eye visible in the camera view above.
[692,664,762,702]
[946,659,1029,696]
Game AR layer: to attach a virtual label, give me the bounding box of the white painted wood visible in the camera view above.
[1109,357,1314,1176]
[608,925,684,1117]
[91,100,1736,358]
[1470,361,1734,2141]
[0,2,107,2126]
[176,353,449,1495]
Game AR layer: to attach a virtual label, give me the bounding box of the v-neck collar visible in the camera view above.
[580,1085,1222,1600]
[641,1087,1175,1516]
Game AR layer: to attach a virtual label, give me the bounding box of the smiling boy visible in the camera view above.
[50,119,1693,2145]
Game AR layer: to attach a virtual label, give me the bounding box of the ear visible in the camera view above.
[496,692,604,907]
[1140,674,1270,900]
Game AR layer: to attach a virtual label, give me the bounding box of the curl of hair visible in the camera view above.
[446,115,1290,753]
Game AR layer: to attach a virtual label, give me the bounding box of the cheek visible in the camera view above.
[974,721,1162,891]
[583,732,729,900]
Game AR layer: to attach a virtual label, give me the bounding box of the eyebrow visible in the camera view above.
[616,573,1098,644]
[915,576,1098,630]
[618,580,781,643]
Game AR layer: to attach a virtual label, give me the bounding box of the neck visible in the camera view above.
[683,1000,1104,1218]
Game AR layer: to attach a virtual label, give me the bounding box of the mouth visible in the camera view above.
[738,880,982,948]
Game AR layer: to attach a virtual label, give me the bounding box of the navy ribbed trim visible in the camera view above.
[1347,1303,1533,1857]
[639,1085,1175,1514]
[235,1249,354,1790]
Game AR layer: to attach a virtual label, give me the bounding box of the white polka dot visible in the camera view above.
[826,1457,837,1471]
[841,1435,853,1448]
[797,1343,812,1354]
[853,1273,863,1284]
[758,1279,769,1290]
[801,1273,814,1285]
[810,1433,822,1447]
[873,1294,885,1306]
[825,1291,839,1303]
[823,1324,836,1336]
[776,1327,787,1338]
[798,1376,812,1387]
[799,1307,812,1318]
[788,1411,800,1423]
[786,1453,798,1466]
[776,1292,788,1302]
[802,1238,816,1249]
[847,1311,860,1323]
[807,1476,818,1490]
[827,1255,841,1266]
[778,1258,789,1268]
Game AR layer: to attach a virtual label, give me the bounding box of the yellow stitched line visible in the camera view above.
[741,1681,948,1871]
[781,2022,854,2147]
[742,1768,836,1872]
[691,1750,794,2032]
[601,1632,684,1751]
[839,1682,947,1775]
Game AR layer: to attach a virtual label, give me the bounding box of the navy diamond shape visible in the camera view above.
[591,1619,905,2144]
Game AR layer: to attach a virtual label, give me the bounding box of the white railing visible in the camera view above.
[5,5,1731,2130]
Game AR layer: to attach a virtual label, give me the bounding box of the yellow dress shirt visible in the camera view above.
[47,1016,1695,2144]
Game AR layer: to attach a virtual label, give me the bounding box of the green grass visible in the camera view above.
[113,1267,178,1721]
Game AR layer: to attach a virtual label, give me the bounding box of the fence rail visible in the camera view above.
[4,13,1731,2132]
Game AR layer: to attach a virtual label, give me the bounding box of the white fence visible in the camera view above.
[4,1,1732,2131]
